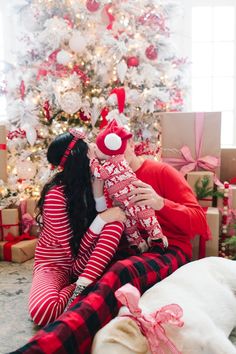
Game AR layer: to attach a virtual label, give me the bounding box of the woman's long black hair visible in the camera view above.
[36,132,97,257]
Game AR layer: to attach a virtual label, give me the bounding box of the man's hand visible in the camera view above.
[128,180,164,210]
[100,206,127,223]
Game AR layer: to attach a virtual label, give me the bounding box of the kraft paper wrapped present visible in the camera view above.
[220,147,236,183]
[0,125,7,182]
[192,207,220,260]
[186,171,214,207]
[26,197,40,236]
[160,112,221,179]
[0,237,37,263]
[0,206,20,241]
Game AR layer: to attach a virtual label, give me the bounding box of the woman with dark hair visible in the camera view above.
[11,138,210,354]
[28,128,126,326]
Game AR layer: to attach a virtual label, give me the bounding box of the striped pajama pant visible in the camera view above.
[11,244,189,354]
[29,222,124,326]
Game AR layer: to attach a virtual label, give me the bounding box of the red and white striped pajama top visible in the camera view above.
[29,185,124,326]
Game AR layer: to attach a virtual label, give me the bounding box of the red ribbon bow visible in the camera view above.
[3,233,36,261]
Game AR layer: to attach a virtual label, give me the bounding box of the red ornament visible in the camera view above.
[99,107,109,129]
[86,0,100,12]
[145,45,158,60]
[127,56,139,67]
[79,110,90,122]
[43,100,51,121]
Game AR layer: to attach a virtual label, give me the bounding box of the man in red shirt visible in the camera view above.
[10,140,210,354]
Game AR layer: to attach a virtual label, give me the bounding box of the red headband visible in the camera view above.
[58,128,86,169]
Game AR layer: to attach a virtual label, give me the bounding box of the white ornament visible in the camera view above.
[107,93,117,106]
[16,160,36,180]
[56,50,72,65]
[69,31,87,53]
[106,109,128,126]
[22,124,37,146]
[91,107,100,126]
[20,4,44,32]
[104,133,122,151]
[26,128,37,146]
[59,91,82,114]
[117,61,128,83]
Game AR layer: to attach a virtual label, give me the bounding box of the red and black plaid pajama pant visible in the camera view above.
[10,245,189,354]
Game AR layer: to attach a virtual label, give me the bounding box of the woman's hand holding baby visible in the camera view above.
[100,207,126,224]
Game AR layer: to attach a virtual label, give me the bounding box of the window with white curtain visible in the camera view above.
[181,0,236,147]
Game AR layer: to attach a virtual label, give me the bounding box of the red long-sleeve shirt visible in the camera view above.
[135,159,210,259]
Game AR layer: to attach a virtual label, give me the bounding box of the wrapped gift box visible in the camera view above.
[0,238,37,263]
[0,206,20,241]
[160,112,221,178]
[0,125,7,182]
[186,171,214,207]
[192,207,220,260]
[220,147,236,183]
[26,197,40,236]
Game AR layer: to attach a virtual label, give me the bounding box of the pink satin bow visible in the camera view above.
[163,112,220,177]
[115,284,184,354]
[22,213,35,233]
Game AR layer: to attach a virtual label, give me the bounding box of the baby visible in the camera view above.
[90,119,167,253]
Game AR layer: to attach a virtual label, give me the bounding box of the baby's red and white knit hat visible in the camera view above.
[96,119,132,155]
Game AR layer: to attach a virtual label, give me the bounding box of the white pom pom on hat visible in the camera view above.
[104,133,122,151]
[96,119,133,156]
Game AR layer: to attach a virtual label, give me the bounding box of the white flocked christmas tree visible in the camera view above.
[0,0,188,206]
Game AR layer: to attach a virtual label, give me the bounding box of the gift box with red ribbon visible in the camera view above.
[0,206,20,241]
[191,207,220,260]
[0,233,37,263]
[186,171,214,207]
[0,125,7,182]
[160,112,221,179]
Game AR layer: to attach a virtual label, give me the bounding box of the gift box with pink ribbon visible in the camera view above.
[0,125,7,182]
[160,112,221,179]
[20,198,40,237]
[0,206,20,241]
[191,207,220,260]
